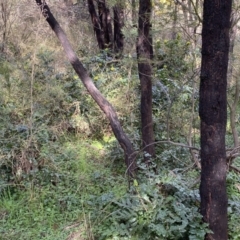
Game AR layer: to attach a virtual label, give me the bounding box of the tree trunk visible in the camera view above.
[199,0,232,239]
[35,0,136,177]
[87,0,105,50]
[229,80,240,148]
[171,3,178,40]
[137,0,155,160]
[228,13,239,148]
[97,0,113,49]
[113,3,124,54]
[131,0,137,26]
[0,1,10,53]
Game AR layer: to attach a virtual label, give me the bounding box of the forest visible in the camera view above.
[0,0,239,239]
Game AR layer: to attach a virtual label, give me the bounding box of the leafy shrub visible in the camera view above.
[86,165,209,240]
[227,172,240,240]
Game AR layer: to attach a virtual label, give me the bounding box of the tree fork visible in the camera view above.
[35,0,136,177]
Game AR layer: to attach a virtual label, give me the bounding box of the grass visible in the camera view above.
[0,137,126,240]
[0,181,83,239]
[1,133,240,239]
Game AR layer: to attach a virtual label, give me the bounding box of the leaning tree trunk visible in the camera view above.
[199,0,232,239]
[35,0,136,177]
[137,0,155,160]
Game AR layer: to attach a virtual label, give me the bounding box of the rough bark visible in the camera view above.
[35,0,136,177]
[113,4,124,54]
[137,0,155,160]
[199,0,232,239]
[87,0,105,50]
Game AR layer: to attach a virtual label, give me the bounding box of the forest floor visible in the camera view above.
[0,136,124,240]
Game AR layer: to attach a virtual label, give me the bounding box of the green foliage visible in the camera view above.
[153,36,198,141]
[0,188,72,240]
[227,172,240,240]
[155,35,190,79]
[0,2,240,238]
[85,165,209,240]
[0,137,110,239]
[84,51,140,135]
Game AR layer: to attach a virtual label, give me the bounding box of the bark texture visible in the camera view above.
[35,0,136,177]
[137,0,155,159]
[199,0,232,239]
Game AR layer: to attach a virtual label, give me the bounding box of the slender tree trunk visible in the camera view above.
[199,0,232,239]
[113,3,124,54]
[229,79,240,148]
[97,0,113,49]
[0,1,10,53]
[132,0,137,26]
[171,3,178,40]
[137,0,155,160]
[228,14,237,86]
[228,13,239,148]
[106,8,113,48]
[35,0,136,177]
[181,0,190,36]
[87,0,105,50]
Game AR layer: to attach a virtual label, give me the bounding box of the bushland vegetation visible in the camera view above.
[0,1,239,239]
